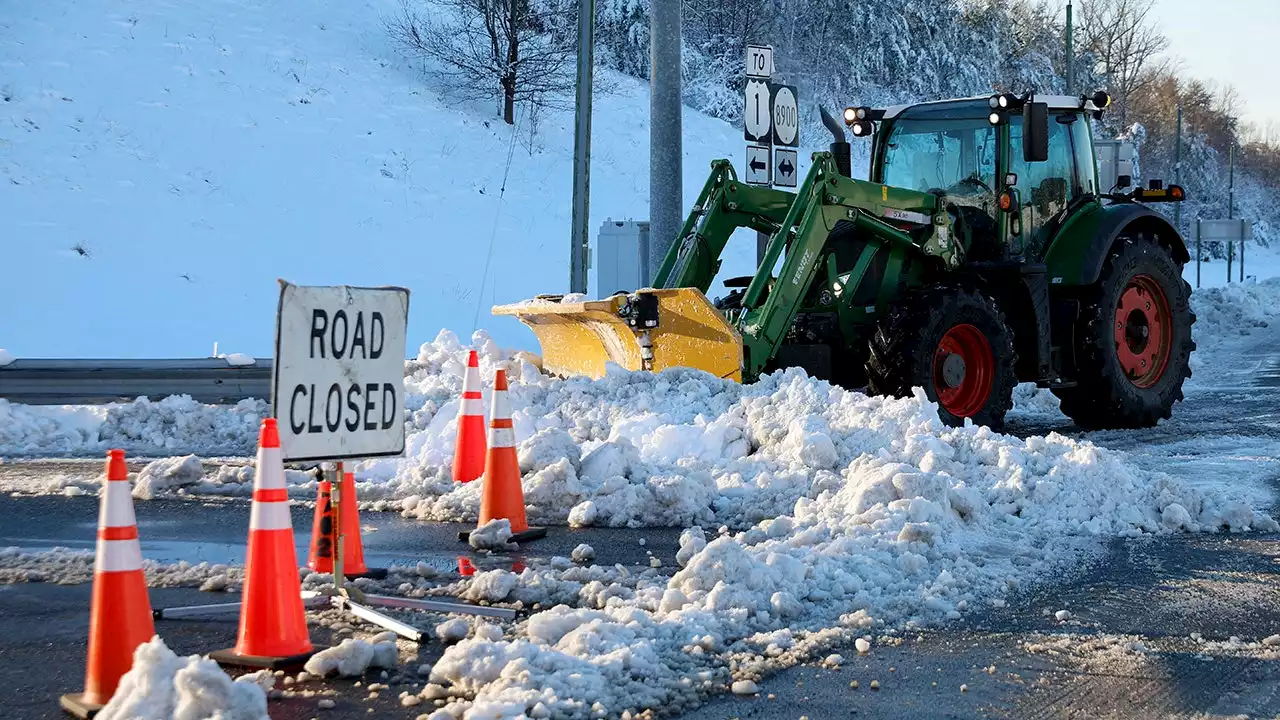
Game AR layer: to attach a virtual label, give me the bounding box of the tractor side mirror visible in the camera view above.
[1022,101,1049,163]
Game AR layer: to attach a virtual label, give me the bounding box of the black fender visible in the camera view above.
[1047,203,1190,287]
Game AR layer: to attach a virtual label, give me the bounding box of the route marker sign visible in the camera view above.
[769,83,799,147]
[774,148,798,187]
[745,144,772,186]
[743,79,772,144]
[746,45,773,79]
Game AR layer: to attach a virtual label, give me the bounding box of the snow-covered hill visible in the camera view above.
[1,0,772,358]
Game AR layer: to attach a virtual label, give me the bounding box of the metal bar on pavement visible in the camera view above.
[154,590,328,620]
[360,593,518,620]
[337,598,425,642]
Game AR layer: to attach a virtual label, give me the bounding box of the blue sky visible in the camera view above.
[1152,0,1280,129]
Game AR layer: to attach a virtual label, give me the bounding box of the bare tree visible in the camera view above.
[388,0,577,124]
[1077,0,1169,127]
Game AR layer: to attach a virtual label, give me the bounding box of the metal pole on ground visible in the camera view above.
[648,0,682,282]
[569,0,595,295]
[1174,106,1183,231]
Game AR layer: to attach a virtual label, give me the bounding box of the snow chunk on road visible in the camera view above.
[731,680,759,695]
[304,635,399,677]
[436,618,470,644]
[468,519,517,551]
[97,636,270,720]
[570,543,595,563]
[133,455,204,500]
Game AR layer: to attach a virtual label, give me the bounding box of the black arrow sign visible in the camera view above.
[749,157,767,173]
[778,158,795,177]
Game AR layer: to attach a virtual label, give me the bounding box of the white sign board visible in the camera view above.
[769,83,799,147]
[743,80,772,143]
[774,148,798,187]
[745,144,772,186]
[1198,219,1253,243]
[745,45,773,79]
[272,281,410,462]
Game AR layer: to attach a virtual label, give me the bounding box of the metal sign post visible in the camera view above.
[1194,219,1253,287]
[743,45,799,259]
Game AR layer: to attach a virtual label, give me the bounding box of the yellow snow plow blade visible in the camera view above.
[492,288,743,381]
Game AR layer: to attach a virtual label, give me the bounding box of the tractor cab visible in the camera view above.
[860,94,1108,263]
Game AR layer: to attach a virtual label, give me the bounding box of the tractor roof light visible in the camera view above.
[850,120,874,137]
[842,106,871,125]
[988,111,1006,126]
[989,93,1013,110]
[1091,90,1112,110]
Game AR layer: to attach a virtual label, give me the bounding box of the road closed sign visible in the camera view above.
[272,281,410,462]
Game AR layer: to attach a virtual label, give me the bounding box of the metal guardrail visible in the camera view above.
[0,358,273,405]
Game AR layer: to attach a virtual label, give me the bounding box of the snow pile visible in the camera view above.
[97,636,271,720]
[1189,277,1280,373]
[413,375,1277,717]
[304,633,399,677]
[0,547,243,588]
[132,455,205,500]
[436,618,471,644]
[0,400,107,455]
[0,349,13,367]
[0,396,263,458]
[219,353,256,367]
[99,396,266,454]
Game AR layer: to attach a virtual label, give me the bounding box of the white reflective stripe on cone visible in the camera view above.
[489,427,516,448]
[250,500,293,530]
[461,398,485,415]
[489,390,509,422]
[96,538,144,573]
[99,479,137,528]
[464,366,481,389]
[254,446,287,490]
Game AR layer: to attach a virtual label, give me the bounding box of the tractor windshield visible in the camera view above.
[880,117,998,200]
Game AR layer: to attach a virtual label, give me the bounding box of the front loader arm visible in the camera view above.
[735,153,947,379]
[653,160,795,291]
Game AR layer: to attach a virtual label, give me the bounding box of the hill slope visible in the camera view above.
[1,0,765,357]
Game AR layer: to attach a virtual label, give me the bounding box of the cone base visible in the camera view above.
[209,644,325,670]
[59,693,103,719]
[457,526,547,544]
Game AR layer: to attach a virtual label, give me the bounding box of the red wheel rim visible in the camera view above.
[1114,274,1171,389]
[933,324,994,418]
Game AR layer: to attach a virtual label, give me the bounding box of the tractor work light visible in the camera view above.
[988,111,1006,126]
[850,120,874,137]
[988,93,1014,110]
[1091,90,1112,109]
[843,106,870,125]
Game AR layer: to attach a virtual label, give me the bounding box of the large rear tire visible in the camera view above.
[867,285,1017,429]
[1053,235,1195,429]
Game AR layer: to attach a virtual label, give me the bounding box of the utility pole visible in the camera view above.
[648,0,682,284]
[568,0,595,294]
[1174,105,1183,230]
[1065,0,1074,95]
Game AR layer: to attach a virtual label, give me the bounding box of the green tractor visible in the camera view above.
[496,91,1194,430]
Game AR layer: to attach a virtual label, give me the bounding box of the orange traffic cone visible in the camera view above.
[306,477,337,572]
[210,418,320,669]
[461,369,546,544]
[308,473,386,579]
[60,449,156,719]
[452,350,487,483]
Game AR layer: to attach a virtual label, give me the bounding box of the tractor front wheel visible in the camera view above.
[867,286,1017,429]
[1053,235,1195,429]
